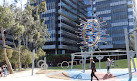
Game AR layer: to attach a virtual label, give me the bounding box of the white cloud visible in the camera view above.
[14,0,28,10]
[0,0,27,10]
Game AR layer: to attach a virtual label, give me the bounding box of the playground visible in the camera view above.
[0,1,137,81]
[34,57,137,81]
[45,69,137,81]
[36,18,137,81]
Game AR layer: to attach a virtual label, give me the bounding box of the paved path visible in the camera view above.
[0,68,69,81]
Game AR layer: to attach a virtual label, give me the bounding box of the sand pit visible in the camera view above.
[47,72,70,80]
[36,70,70,80]
[36,70,59,74]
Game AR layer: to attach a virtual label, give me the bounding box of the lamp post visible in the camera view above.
[44,55,46,70]
[134,30,137,66]
[124,28,132,80]
[31,37,35,75]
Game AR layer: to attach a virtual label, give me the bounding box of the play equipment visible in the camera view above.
[37,60,45,68]
[41,63,48,70]
[57,61,77,68]
[76,17,108,50]
[37,57,48,70]
[70,29,137,80]
[61,61,69,69]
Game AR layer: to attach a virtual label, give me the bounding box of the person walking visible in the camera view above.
[107,58,111,73]
[90,58,99,81]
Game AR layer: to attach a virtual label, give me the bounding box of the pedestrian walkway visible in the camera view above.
[0,68,69,81]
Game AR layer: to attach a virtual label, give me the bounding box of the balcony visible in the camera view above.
[128,8,133,12]
[58,30,77,38]
[58,37,77,44]
[99,45,113,49]
[58,9,77,21]
[58,23,76,32]
[110,1,126,6]
[99,37,112,42]
[128,1,133,8]
[58,15,77,26]
[58,45,79,50]
[58,2,77,14]
[63,0,77,9]
[46,37,55,42]
[43,45,56,49]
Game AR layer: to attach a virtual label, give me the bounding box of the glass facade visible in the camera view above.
[32,0,87,54]
[84,0,92,19]
[91,0,136,49]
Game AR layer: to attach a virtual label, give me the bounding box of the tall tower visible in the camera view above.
[91,0,136,50]
[32,0,87,54]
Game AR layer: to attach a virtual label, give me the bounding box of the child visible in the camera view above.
[3,64,7,77]
[107,58,111,73]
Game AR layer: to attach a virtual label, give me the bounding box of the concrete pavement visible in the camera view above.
[0,68,69,81]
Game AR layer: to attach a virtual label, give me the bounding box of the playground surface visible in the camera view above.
[46,69,137,81]
[63,69,137,81]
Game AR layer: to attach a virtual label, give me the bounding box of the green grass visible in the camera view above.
[72,59,128,69]
[48,58,137,70]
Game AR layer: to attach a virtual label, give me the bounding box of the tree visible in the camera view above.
[21,1,49,50]
[0,5,15,74]
[6,10,25,71]
[37,48,46,58]
[0,46,4,62]
[6,0,49,71]
[6,46,13,59]
[20,46,33,68]
[30,0,36,3]
[10,50,19,70]
[0,45,13,63]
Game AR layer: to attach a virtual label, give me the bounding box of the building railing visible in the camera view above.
[58,9,77,20]
[59,30,77,38]
[58,23,76,32]
[43,45,56,49]
[58,2,77,14]
[58,45,79,50]
[63,0,77,9]
[58,15,77,26]
[58,37,77,44]
[99,45,113,49]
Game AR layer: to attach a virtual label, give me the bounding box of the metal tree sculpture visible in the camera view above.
[76,17,108,50]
